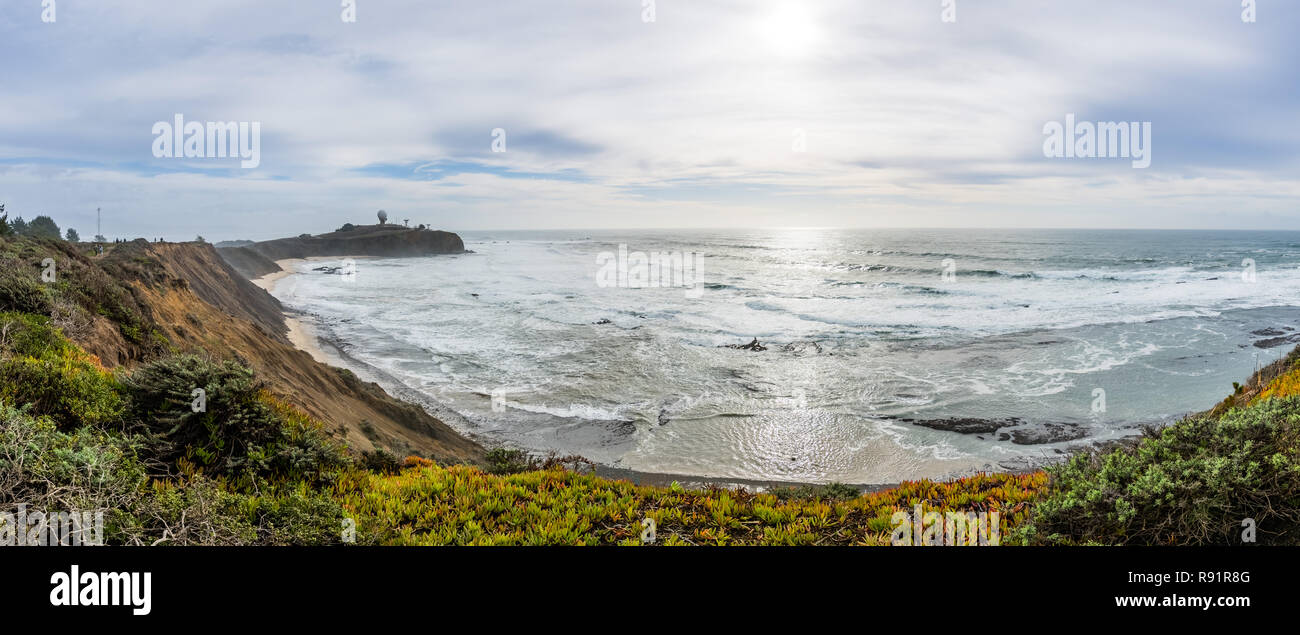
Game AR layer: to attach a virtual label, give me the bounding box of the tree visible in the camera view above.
[65,228,80,242]
[337,223,356,232]
[377,209,388,225]
[94,234,107,243]
[27,216,61,240]
[0,204,10,237]
[195,235,206,243]
[10,217,27,235]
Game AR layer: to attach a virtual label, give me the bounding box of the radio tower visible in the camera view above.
[97,207,102,240]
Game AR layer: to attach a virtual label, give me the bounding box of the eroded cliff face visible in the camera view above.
[218,225,465,278]
[48,239,483,464]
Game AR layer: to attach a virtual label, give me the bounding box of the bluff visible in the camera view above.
[218,224,465,278]
[0,236,482,464]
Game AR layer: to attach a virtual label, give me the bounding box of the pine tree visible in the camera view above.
[27,215,61,240]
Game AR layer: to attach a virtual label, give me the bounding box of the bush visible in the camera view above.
[360,448,403,474]
[769,482,861,502]
[0,257,53,315]
[485,448,532,475]
[122,355,351,486]
[1022,397,1300,545]
[0,402,148,542]
[0,313,125,429]
[134,476,352,546]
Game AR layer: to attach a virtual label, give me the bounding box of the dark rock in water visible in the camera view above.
[781,341,824,355]
[1251,328,1287,337]
[593,318,612,325]
[657,408,669,426]
[1254,334,1300,349]
[1007,423,1087,445]
[902,417,1021,434]
[312,265,348,275]
[724,337,767,352]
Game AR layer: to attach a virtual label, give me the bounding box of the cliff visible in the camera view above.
[1,237,482,464]
[218,224,465,278]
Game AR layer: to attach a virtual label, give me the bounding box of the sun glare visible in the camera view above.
[754,4,820,58]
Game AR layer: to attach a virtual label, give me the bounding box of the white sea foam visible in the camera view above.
[266,229,1300,483]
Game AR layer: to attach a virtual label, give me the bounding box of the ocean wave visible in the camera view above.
[502,400,633,422]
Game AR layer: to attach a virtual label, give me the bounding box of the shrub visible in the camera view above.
[122,355,351,486]
[1022,397,1300,545]
[769,482,861,502]
[0,313,125,429]
[0,257,53,315]
[134,476,351,546]
[361,448,403,474]
[485,448,532,475]
[0,402,148,543]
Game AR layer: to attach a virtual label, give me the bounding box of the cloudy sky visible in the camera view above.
[1,0,1297,240]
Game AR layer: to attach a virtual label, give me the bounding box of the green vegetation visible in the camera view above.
[338,461,1043,545]
[122,354,350,487]
[0,230,1297,545]
[1023,400,1300,545]
[0,229,165,349]
[769,481,861,502]
[0,312,125,429]
[24,215,62,241]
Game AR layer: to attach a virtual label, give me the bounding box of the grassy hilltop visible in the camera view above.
[0,229,1296,545]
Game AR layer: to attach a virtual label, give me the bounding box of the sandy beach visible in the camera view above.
[250,258,340,366]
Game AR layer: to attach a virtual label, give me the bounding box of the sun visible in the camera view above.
[754,4,820,58]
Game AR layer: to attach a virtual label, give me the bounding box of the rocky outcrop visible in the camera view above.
[218,225,465,278]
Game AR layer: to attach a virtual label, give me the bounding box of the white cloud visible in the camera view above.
[1,0,1296,237]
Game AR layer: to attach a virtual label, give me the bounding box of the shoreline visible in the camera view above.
[247,259,1033,492]
[251,258,352,366]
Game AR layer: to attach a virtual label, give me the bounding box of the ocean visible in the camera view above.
[266,228,1300,484]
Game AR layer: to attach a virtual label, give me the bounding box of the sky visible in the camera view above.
[0,0,1297,241]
